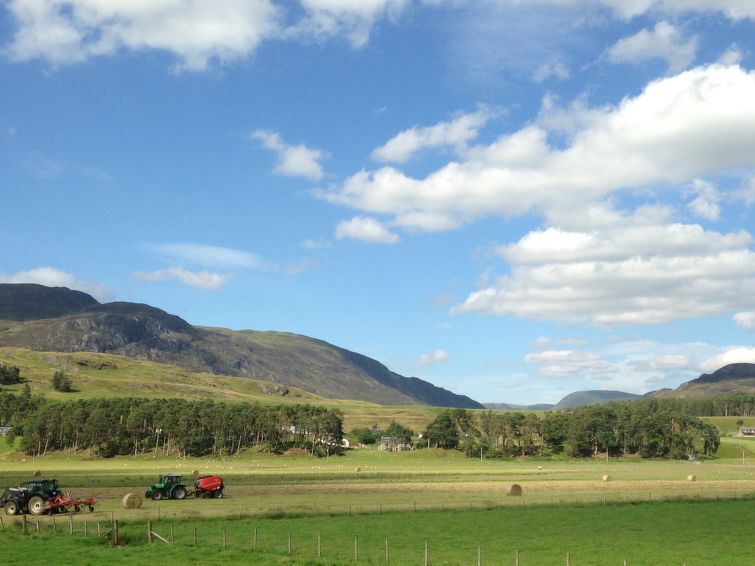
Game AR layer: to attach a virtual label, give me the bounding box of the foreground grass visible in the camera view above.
[1,499,754,565]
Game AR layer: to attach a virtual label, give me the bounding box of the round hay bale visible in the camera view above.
[33,470,41,477]
[506,483,523,496]
[602,475,612,482]
[354,467,361,472]
[122,493,143,509]
[537,466,543,470]
[192,469,199,477]
[687,474,697,482]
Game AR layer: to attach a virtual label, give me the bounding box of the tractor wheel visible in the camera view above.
[4,500,19,515]
[89,506,95,512]
[74,505,81,513]
[172,486,187,500]
[214,489,224,499]
[151,491,163,501]
[28,495,46,516]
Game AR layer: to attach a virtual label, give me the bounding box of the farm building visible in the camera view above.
[378,436,411,452]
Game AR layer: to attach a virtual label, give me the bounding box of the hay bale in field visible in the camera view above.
[537,466,543,470]
[602,475,612,482]
[354,467,362,472]
[192,469,199,477]
[687,474,697,481]
[122,493,143,509]
[33,470,41,477]
[506,483,523,496]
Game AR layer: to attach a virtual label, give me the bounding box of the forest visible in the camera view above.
[0,392,344,457]
[423,400,721,459]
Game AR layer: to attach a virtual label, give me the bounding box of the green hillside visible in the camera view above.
[0,284,480,408]
[0,347,443,432]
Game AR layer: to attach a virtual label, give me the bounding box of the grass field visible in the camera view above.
[2,498,754,565]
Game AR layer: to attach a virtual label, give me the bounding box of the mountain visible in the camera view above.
[553,390,643,410]
[0,284,481,408]
[654,363,755,398]
[0,283,98,321]
[485,390,642,411]
[483,402,555,411]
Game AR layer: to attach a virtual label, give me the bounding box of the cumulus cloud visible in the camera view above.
[607,21,698,73]
[0,267,112,301]
[687,178,720,220]
[455,213,755,325]
[700,347,755,371]
[252,130,327,181]
[291,0,409,47]
[335,216,400,243]
[5,0,282,71]
[734,312,755,330]
[133,267,231,290]
[417,349,450,365]
[371,108,492,163]
[322,65,755,232]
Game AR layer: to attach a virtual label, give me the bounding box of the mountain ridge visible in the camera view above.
[0,283,481,409]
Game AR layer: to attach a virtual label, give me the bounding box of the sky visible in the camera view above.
[2,1,755,405]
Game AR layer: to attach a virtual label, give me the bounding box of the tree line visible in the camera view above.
[0,393,344,458]
[422,399,720,459]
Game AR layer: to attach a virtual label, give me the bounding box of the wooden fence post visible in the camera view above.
[477,545,481,566]
[52,517,56,534]
[515,549,520,566]
[354,537,358,561]
[83,521,87,536]
[147,521,153,543]
[223,528,227,550]
[170,524,175,543]
[566,551,571,566]
[22,519,27,535]
[113,520,119,546]
[317,532,321,558]
[253,527,257,550]
[193,527,197,546]
[424,541,428,566]
[386,538,389,565]
[0,516,4,531]
[288,531,292,555]
[97,522,100,538]
[69,515,73,535]
[36,520,40,534]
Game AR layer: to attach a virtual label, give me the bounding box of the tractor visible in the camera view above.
[1,479,99,515]
[145,474,224,500]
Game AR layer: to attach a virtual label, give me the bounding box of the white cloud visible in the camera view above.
[607,21,697,73]
[292,0,410,47]
[533,61,570,82]
[371,108,492,163]
[719,44,743,65]
[455,213,755,325]
[252,130,327,181]
[301,238,332,250]
[0,267,111,301]
[417,348,450,365]
[147,242,272,270]
[734,176,755,206]
[6,0,282,71]
[335,216,400,243]
[700,347,755,371]
[525,349,613,378]
[687,178,720,220]
[734,312,755,330]
[133,267,231,290]
[322,65,755,232]
[629,354,695,371]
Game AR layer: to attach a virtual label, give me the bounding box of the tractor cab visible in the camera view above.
[25,479,59,498]
[159,474,182,486]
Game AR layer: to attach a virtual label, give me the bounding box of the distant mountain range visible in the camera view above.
[485,365,755,410]
[0,283,482,409]
[484,390,643,411]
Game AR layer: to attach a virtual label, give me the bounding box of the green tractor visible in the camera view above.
[145,474,188,501]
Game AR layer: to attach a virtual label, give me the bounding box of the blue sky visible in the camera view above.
[2,1,755,404]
